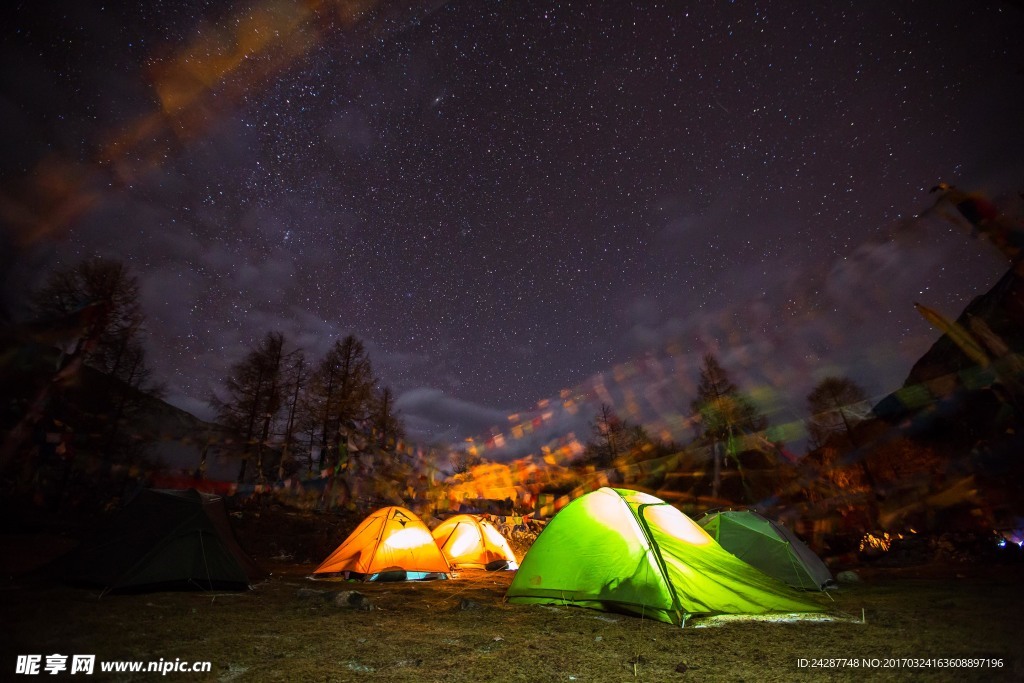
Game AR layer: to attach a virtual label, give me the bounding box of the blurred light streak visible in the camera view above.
[4,0,450,246]
[1,158,101,247]
[914,301,990,368]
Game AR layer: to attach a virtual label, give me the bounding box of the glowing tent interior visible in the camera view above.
[431,514,519,570]
[506,488,824,625]
[312,506,450,581]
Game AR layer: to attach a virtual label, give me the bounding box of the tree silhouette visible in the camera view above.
[212,331,292,483]
[805,375,880,525]
[371,386,403,450]
[308,335,374,472]
[581,404,653,472]
[689,354,767,498]
[583,404,624,468]
[806,376,870,450]
[276,350,308,481]
[29,258,145,373]
[1,258,161,501]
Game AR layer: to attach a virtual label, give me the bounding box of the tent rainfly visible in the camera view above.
[506,488,824,625]
[59,488,264,594]
[697,509,835,590]
[312,506,450,581]
[432,514,519,570]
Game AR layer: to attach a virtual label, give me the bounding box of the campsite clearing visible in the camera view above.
[2,559,1021,682]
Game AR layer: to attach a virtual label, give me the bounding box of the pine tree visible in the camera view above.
[212,332,291,483]
[586,404,626,467]
[308,335,374,472]
[276,350,308,481]
[371,386,403,450]
[690,354,766,497]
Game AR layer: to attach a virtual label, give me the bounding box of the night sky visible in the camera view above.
[2,1,1023,456]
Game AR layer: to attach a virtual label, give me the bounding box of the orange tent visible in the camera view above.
[432,515,519,570]
[312,506,450,581]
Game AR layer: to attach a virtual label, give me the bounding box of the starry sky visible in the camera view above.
[2,1,1023,457]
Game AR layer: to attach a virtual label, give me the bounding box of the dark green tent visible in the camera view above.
[697,510,834,590]
[506,488,824,625]
[60,489,264,594]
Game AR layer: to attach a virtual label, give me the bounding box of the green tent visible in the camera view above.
[59,489,265,594]
[506,488,823,625]
[697,510,834,590]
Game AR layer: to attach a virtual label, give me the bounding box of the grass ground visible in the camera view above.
[3,505,1022,682]
[2,551,1021,682]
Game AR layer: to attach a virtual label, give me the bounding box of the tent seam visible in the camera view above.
[626,496,686,625]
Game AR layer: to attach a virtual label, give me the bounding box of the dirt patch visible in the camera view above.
[2,560,1022,682]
